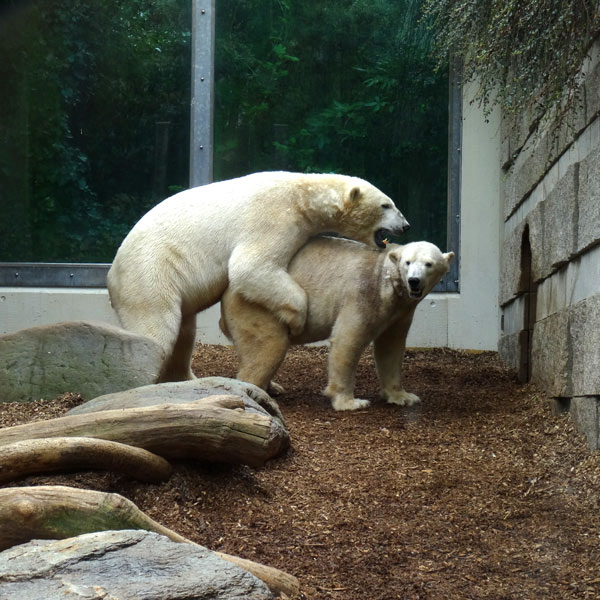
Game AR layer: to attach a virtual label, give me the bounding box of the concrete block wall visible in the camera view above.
[498,41,600,450]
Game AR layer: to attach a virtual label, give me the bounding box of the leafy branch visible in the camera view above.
[422,0,600,129]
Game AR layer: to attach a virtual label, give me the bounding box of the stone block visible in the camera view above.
[569,295,600,396]
[498,331,520,372]
[570,396,600,451]
[542,162,578,271]
[501,295,526,336]
[531,312,571,397]
[0,321,165,403]
[566,245,600,306]
[536,267,567,321]
[499,223,525,306]
[527,202,545,283]
[504,142,547,219]
[584,42,600,123]
[577,143,600,253]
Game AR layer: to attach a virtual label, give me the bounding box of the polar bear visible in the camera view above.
[219,237,454,410]
[107,171,410,382]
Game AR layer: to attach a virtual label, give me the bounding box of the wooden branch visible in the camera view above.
[0,437,172,484]
[215,551,300,598]
[0,486,299,598]
[0,485,182,551]
[0,396,289,467]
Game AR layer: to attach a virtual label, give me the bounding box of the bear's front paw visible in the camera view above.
[331,396,371,411]
[385,390,421,407]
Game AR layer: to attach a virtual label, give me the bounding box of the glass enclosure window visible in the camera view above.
[0,0,191,263]
[214,0,449,250]
[0,0,452,269]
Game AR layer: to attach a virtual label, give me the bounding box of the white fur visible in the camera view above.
[220,238,454,410]
[107,171,409,381]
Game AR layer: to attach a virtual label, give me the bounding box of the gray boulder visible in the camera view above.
[0,321,165,403]
[0,530,273,599]
[68,376,286,427]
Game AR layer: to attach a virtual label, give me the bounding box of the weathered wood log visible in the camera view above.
[0,396,289,467]
[0,437,172,484]
[0,486,299,598]
[0,485,181,551]
[214,551,300,599]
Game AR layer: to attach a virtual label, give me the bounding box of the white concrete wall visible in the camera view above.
[0,83,503,350]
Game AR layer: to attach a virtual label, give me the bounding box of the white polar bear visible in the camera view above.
[107,171,410,382]
[219,237,454,410]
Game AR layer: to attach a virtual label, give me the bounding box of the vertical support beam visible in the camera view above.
[445,56,462,293]
[189,0,215,188]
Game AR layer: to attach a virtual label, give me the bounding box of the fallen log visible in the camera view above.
[0,396,289,467]
[0,437,172,484]
[214,551,300,599]
[0,486,299,598]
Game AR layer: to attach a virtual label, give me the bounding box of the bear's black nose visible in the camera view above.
[408,277,420,290]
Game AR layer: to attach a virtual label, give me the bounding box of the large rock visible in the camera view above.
[0,530,273,599]
[67,377,286,428]
[0,321,165,403]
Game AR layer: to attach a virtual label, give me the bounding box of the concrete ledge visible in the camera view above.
[1,288,496,350]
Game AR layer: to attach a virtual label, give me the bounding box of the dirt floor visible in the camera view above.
[2,345,600,599]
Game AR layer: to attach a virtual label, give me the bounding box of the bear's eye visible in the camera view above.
[425,262,433,268]
[381,204,392,210]
[405,260,411,266]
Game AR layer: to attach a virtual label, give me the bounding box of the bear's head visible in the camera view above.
[336,178,410,249]
[388,241,454,300]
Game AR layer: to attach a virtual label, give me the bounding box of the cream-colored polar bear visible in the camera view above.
[219,237,454,410]
[107,171,410,382]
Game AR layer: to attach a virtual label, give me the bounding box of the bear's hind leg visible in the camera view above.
[236,329,290,391]
[160,312,197,382]
[221,290,291,390]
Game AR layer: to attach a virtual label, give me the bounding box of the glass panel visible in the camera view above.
[0,0,191,263]
[214,0,449,250]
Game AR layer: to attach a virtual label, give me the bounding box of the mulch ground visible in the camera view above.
[2,345,600,600]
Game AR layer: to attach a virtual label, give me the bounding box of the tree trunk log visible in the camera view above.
[0,486,299,598]
[0,396,289,467]
[215,551,300,599]
[0,437,172,484]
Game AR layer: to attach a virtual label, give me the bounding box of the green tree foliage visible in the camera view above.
[423,0,600,128]
[215,0,449,247]
[0,0,449,262]
[0,0,190,262]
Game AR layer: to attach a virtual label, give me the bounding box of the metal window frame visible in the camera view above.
[437,56,462,293]
[0,5,461,291]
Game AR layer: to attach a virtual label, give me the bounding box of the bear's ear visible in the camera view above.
[444,251,455,265]
[345,186,362,208]
[388,248,402,264]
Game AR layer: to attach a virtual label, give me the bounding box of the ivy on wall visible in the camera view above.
[423,0,600,129]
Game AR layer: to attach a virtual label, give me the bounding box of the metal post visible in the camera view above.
[190,0,215,188]
[446,56,463,293]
